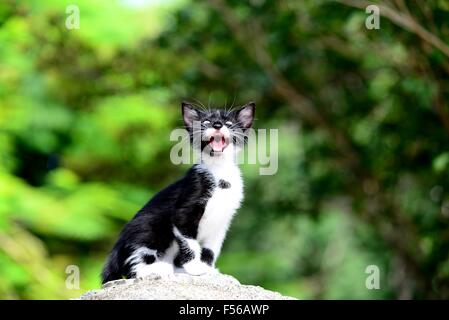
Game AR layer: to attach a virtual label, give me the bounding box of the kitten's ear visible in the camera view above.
[182,102,200,129]
[236,102,255,129]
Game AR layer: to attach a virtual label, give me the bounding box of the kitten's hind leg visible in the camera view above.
[126,247,174,279]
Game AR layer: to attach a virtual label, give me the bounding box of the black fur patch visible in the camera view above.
[200,248,214,266]
[218,179,231,189]
[142,254,156,265]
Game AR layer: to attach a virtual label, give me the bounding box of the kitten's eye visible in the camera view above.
[203,120,211,125]
[225,121,233,126]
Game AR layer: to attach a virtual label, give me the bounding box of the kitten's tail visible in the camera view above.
[101,249,122,285]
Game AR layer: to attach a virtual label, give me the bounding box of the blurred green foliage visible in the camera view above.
[1,0,449,299]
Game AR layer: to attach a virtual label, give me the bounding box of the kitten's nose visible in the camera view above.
[212,121,223,129]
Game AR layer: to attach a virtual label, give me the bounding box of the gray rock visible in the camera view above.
[78,273,295,300]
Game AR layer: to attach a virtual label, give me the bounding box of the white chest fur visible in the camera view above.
[196,161,243,253]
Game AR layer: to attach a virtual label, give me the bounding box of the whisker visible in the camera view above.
[226,94,238,116]
[192,98,210,114]
[207,94,213,114]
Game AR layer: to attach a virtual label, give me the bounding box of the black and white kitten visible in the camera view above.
[101,101,255,284]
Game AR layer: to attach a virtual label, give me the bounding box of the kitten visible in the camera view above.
[101,101,255,284]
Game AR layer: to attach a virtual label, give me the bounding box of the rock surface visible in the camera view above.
[78,273,295,300]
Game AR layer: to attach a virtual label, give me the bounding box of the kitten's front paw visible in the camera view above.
[183,261,214,276]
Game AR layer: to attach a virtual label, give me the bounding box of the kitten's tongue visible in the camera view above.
[210,135,226,152]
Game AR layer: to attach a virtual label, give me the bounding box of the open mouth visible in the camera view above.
[208,132,229,153]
